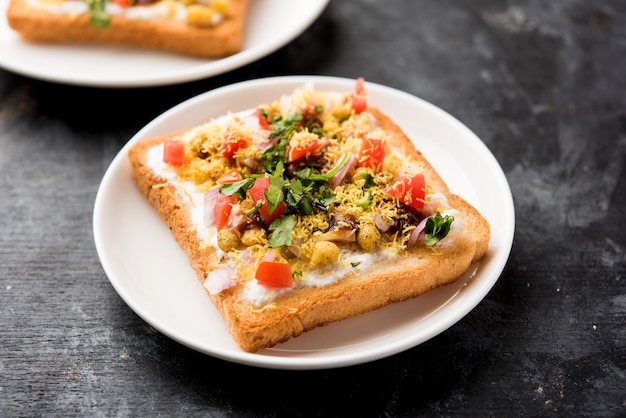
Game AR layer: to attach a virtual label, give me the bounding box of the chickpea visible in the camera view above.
[210,0,230,14]
[357,223,381,252]
[240,227,267,247]
[217,229,240,252]
[310,241,340,267]
[186,5,215,28]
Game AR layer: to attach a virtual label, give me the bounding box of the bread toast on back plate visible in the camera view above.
[6,0,251,57]
[127,78,490,352]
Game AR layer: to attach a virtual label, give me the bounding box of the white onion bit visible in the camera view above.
[373,212,392,232]
[204,266,237,294]
[203,188,219,227]
[331,153,356,188]
[407,216,430,247]
[227,204,246,231]
[262,250,275,262]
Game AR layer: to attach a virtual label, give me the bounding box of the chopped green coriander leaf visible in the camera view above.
[356,190,372,208]
[261,113,302,173]
[266,162,285,215]
[259,109,271,122]
[313,186,336,211]
[339,114,351,123]
[285,179,304,206]
[350,262,362,268]
[311,127,324,137]
[424,212,454,246]
[268,215,296,248]
[315,105,324,113]
[298,196,314,215]
[86,0,110,29]
[219,178,256,200]
[361,172,376,189]
[284,179,314,216]
[294,166,316,180]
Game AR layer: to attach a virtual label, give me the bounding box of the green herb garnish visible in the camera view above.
[356,172,375,208]
[312,186,336,212]
[86,0,110,29]
[361,172,376,189]
[219,178,256,200]
[339,114,351,123]
[261,112,303,173]
[266,162,286,215]
[356,190,371,208]
[268,215,296,248]
[424,212,454,246]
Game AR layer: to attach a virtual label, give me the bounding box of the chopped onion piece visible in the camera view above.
[317,228,357,242]
[287,237,304,256]
[407,217,429,247]
[204,266,237,294]
[279,96,293,115]
[203,187,220,226]
[373,212,392,232]
[240,248,253,264]
[331,153,356,188]
[262,250,275,262]
[242,113,259,131]
[227,204,246,231]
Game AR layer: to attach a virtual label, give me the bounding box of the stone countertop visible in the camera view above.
[1,1,625,416]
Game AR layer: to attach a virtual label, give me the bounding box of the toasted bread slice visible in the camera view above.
[128,85,490,352]
[6,0,251,57]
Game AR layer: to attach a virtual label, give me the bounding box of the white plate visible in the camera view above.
[0,0,329,87]
[93,76,515,370]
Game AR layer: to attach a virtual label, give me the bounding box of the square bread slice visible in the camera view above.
[128,80,491,352]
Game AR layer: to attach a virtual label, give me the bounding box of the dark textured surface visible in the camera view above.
[1,0,625,416]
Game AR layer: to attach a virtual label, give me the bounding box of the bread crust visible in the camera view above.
[6,0,251,57]
[128,106,491,353]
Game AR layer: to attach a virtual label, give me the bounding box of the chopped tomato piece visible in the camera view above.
[163,139,185,166]
[287,135,323,163]
[255,108,271,130]
[111,0,131,7]
[352,96,367,114]
[354,77,366,95]
[383,173,426,211]
[248,177,286,224]
[255,261,293,288]
[214,193,236,230]
[351,77,367,114]
[217,169,242,184]
[357,136,385,169]
[220,133,248,158]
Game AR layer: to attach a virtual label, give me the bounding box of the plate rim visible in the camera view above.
[93,75,515,369]
[0,0,330,87]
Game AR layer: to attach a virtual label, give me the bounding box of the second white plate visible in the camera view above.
[93,76,515,369]
[0,0,329,87]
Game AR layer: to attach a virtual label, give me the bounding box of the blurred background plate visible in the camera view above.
[0,0,329,87]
